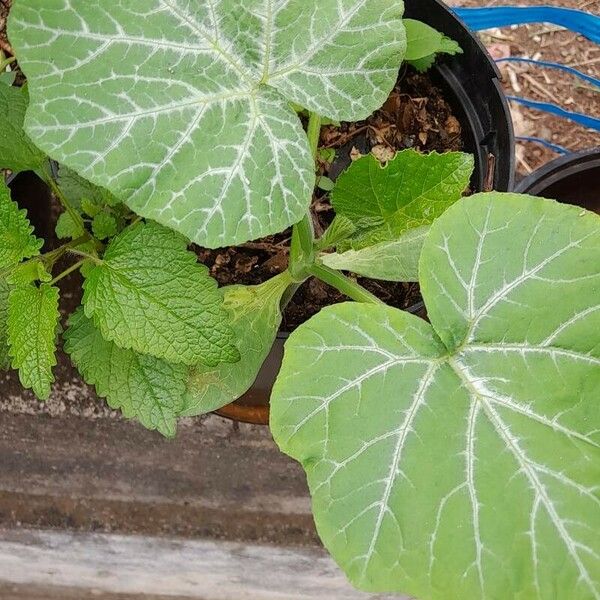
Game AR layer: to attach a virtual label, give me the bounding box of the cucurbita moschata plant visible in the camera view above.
[0,1,598,598]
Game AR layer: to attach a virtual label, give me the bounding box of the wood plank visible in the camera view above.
[0,528,404,600]
[0,412,317,545]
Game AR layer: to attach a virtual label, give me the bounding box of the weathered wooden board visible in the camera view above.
[0,412,316,544]
[0,528,404,600]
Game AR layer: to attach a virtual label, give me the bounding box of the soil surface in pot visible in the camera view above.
[197,69,466,332]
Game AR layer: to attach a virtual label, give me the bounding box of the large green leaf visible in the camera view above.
[10,0,406,248]
[332,150,473,249]
[182,271,292,416]
[271,193,600,599]
[65,309,187,437]
[320,225,428,282]
[82,221,238,367]
[7,283,60,400]
[0,82,46,174]
[0,180,43,271]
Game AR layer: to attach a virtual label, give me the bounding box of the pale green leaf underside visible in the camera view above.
[10,0,406,248]
[83,221,238,367]
[7,283,60,400]
[320,225,428,282]
[0,180,43,270]
[271,194,600,599]
[182,271,291,416]
[0,82,46,174]
[332,150,473,249]
[65,309,187,438]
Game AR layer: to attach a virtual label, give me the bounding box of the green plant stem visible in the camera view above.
[69,248,102,264]
[0,235,90,280]
[289,112,321,280]
[49,259,85,285]
[310,263,383,305]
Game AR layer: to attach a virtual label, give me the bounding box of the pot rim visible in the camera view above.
[514,147,600,196]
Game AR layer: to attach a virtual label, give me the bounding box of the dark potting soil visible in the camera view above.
[197,69,465,331]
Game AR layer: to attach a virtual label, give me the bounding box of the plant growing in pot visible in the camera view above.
[1,1,599,599]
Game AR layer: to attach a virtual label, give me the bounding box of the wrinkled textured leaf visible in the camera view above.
[0,180,43,270]
[0,82,46,174]
[183,272,291,416]
[333,150,473,249]
[55,211,85,240]
[320,225,428,282]
[92,212,118,240]
[6,260,51,285]
[65,309,187,437]
[11,0,406,247]
[83,221,238,367]
[271,194,600,599]
[0,279,10,369]
[8,283,60,399]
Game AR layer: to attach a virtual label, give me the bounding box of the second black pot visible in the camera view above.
[515,149,600,214]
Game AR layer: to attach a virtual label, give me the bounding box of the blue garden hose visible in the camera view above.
[496,57,600,89]
[516,136,569,154]
[454,6,600,44]
[453,5,600,152]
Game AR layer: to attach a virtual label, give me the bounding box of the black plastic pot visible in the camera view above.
[405,0,515,192]
[515,149,600,214]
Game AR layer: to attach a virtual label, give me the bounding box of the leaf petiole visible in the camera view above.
[289,111,321,280]
[49,259,86,285]
[310,263,383,305]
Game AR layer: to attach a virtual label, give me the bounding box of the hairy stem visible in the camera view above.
[49,259,86,286]
[310,264,383,305]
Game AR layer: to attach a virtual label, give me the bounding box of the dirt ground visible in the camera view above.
[446,0,600,175]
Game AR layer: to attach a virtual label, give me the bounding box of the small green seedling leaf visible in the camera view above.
[182,272,292,416]
[83,221,238,367]
[0,83,46,174]
[81,198,101,217]
[57,166,120,210]
[55,211,85,240]
[8,283,60,399]
[272,193,600,599]
[333,149,473,249]
[0,180,43,270]
[318,148,336,165]
[316,215,357,252]
[320,225,428,282]
[92,212,118,240]
[317,176,335,192]
[404,19,462,72]
[65,309,187,438]
[11,0,407,247]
